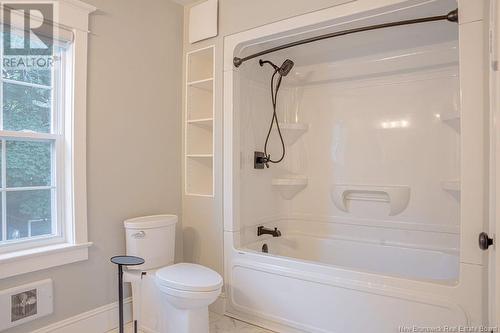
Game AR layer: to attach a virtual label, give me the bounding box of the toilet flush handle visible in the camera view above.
[132,231,146,239]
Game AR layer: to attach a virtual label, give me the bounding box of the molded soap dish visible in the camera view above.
[331,184,411,216]
[272,177,308,200]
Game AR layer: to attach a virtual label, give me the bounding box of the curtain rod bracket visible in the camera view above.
[446,9,459,23]
[234,57,243,67]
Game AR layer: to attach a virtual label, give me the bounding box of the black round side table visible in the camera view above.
[110,255,145,333]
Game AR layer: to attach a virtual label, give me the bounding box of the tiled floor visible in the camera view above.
[209,312,274,333]
[108,312,275,333]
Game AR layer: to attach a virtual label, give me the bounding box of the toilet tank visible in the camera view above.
[124,215,177,270]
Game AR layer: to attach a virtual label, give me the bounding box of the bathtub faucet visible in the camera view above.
[257,226,282,237]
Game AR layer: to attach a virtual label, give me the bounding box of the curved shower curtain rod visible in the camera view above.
[233,9,459,68]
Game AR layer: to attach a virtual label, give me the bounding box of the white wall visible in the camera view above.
[0,1,184,332]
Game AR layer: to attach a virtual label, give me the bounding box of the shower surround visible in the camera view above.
[223,0,488,332]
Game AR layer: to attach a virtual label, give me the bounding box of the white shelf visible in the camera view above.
[272,177,308,200]
[439,110,460,133]
[279,122,309,145]
[441,180,460,192]
[186,154,213,158]
[187,118,213,129]
[440,110,460,121]
[185,193,214,198]
[188,77,213,91]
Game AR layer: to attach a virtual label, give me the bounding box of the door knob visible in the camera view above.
[478,232,494,250]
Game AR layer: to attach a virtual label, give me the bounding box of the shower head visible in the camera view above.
[278,59,294,77]
[259,59,295,77]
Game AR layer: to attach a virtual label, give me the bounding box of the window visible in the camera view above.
[0,1,96,279]
[0,41,67,252]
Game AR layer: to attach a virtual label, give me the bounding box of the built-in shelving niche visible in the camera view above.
[185,46,215,197]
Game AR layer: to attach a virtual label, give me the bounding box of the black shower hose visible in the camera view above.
[264,70,286,164]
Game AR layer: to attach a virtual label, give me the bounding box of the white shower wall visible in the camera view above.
[286,48,460,246]
[237,19,461,273]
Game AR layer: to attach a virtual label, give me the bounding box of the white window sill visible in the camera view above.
[0,242,92,279]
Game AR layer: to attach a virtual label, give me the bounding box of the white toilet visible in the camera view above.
[124,215,222,333]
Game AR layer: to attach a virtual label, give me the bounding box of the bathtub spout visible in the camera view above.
[257,226,282,237]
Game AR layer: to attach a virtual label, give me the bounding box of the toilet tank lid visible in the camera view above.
[156,263,223,292]
[124,215,177,229]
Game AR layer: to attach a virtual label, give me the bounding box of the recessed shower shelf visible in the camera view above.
[331,185,411,216]
[279,123,309,145]
[272,177,308,200]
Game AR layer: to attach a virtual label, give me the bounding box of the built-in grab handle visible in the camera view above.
[132,231,146,239]
[331,185,410,216]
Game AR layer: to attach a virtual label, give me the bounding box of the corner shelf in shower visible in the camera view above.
[440,110,460,133]
[278,122,309,145]
[441,180,460,192]
[272,177,308,200]
[331,184,411,216]
[185,45,215,197]
[440,110,460,122]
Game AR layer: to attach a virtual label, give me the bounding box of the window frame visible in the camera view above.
[0,0,95,279]
[0,44,65,253]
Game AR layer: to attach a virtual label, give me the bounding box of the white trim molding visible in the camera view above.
[31,298,132,333]
[0,0,96,278]
[0,242,91,279]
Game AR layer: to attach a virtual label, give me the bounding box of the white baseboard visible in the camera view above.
[31,293,225,333]
[31,298,132,333]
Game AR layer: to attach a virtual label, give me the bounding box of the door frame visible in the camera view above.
[490,0,500,326]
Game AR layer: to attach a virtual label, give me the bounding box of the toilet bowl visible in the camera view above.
[124,215,222,333]
[156,263,222,333]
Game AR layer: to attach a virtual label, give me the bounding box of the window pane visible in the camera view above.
[6,189,52,240]
[3,63,53,87]
[6,141,52,188]
[1,29,54,86]
[3,82,52,133]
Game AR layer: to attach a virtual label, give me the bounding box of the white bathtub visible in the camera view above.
[224,231,482,333]
[244,233,459,282]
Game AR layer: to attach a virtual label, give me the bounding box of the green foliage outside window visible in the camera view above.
[1,34,54,240]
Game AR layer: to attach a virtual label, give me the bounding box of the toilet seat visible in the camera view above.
[156,263,223,292]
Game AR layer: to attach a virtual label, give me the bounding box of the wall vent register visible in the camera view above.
[0,279,53,331]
